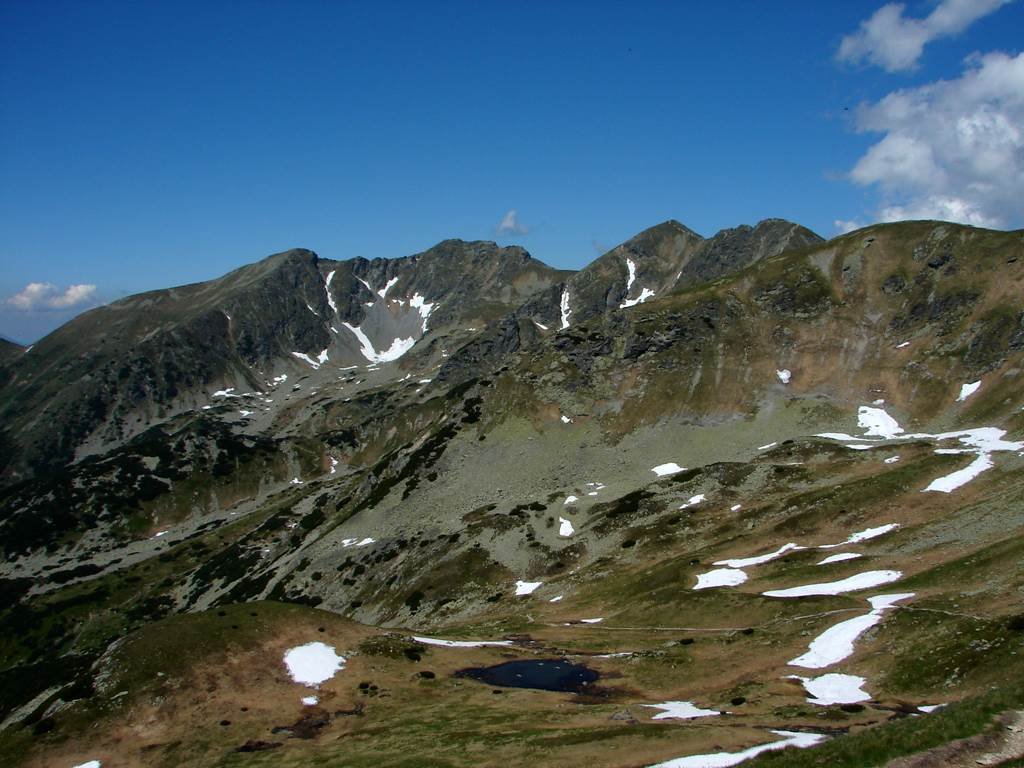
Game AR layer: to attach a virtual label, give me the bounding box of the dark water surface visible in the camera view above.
[454,659,600,692]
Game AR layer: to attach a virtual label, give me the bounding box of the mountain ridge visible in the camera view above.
[2,217,1024,768]
[0,218,818,482]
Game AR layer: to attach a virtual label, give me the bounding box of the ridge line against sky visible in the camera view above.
[1,0,1021,343]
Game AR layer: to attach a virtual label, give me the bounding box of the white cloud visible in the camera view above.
[848,51,1024,228]
[834,219,863,235]
[48,283,98,308]
[496,209,528,236]
[6,282,98,311]
[838,0,1012,72]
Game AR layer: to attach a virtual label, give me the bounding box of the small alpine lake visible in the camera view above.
[454,659,600,692]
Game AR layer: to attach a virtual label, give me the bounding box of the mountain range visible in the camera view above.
[1,217,1023,768]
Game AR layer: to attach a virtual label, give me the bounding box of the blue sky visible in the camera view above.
[1,1,1021,343]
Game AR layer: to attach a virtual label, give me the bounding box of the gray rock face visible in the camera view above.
[678,218,823,286]
[0,241,566,482]
[540,218,822,332]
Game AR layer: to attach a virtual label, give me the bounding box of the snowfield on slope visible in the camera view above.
[789,593,914,668]
[791,673,871,705]
[652,462,685,476]
[817,552,862,565]
[283,642,346,686]
[763,570,902,598]
[816,405,1023,493]
[694,568,748,590]
[413,636,512,648]
[648,730,825,768]
[714,543,803,569]
[643,700,721,720]
[515,580,543,596]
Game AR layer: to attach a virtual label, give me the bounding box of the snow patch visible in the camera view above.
[817,406,1022,494]
[649,730,826,768]
[549,595,564,603]
[559,288,571,329]
[789,593,914,669]
[776,369,791,384]
[819,523,899,549]
[413,635,512,648]
[515,580,542,596]
[625,258,637,291]
[858,407,903,439]
[791,673,870,706]
[378,276,399,298]
[957,380,981,402]
[679,494,705,509]
[694,568,748,590]
[409,293,436,332]
[341,537,375,548]
[561,415,572,423]
[652,462,685,476]
[643,701,721,720]
[342,322,416,364]
[325,270,339,314]
[558,517,574,537]
[302,695,319,706]
[283,642,345,686]
[292,351,325,369]
[763,570,902,598]
[534,320,549,330]
[714,543,803,569]
[817,552,863,565]
[564,495,579,505]
[620,287,655,309]
[923,452,992,493]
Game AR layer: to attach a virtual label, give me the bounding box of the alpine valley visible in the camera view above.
[2,217,1024,768]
